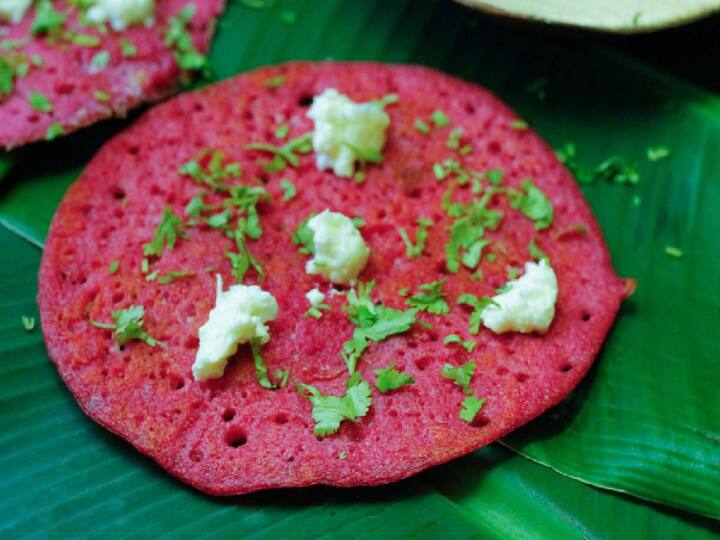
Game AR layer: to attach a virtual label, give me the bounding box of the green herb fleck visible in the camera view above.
[665,246,683,258]
[108,260,119,274]
[508,179,553,230]
[441,360,475,394]
[28,91,53,112]
[304,302,331,319]
[430,109,450,128]
[457,293,498,334]
[157,270,195,284]
[647,146,670,162]
[93,89,110,102]
[296,373,372,437]
[528,237,548,261]
[143,207,187,257]
[279,179,297,202]
[119,38,138,57]
[443,334,476,353]
[21,316,36,332]
[447,128,464,150]
[406,279,449,315]
[342,281,417,373]
[510,119,528,130]
[45,122,64,141]
[165,4,207,71]
[251,339,281,389]
[274,122,289,140]
[31,0,67,36]
[414,118,430,134]
[459,396,485,423]
[90,305,157,346]
[398,217,433,258]
[374,365,414,393]
[89,50,110,72]
[264,74,286,88]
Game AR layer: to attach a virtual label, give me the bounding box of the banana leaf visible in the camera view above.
[0,0,718,529]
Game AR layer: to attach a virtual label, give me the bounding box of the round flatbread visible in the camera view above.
[39,61,627,495]
[0,0,224,149]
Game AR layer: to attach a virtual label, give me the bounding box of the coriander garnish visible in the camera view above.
[90,305,157,346]
[374,365,414,393]
[398,217,432,258]
[443,333,476,353]
[441,360,475,394]
[296,372,372,437]
[21,316,36,332]
[406,279,449,315]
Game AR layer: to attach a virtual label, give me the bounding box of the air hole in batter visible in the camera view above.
[169,375,184,390]
[274,413,288,425]
[184,335,199,349]
[189,449,203,463]
[515,372,529,383]
[222,407,236,422]
[581,312,591,322]
[225,426,247,448]
[560,363,572,373]
[297,94,313,107]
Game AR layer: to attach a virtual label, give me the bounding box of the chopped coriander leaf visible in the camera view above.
[0,57,15,99]
[251,339,279,389]
[279,179,297,202]
[342,281,417,373]
[442,185,501,272]
[157,270,195,284]
[430,109,450,128]
[351,216,366,228]
[165,4,207,71]
[296,374,372,437]
[65,32,101,47]
[304,302,331,319]
[245,132,312,170]
[205,209,233,229]
[275,122,289,140]
[226,228,264,282]
[28,91,53,112]
[507,267,520,279]
[31,0,67,35]
[398,217,433,258]
[145,270,159,282]
[374,365,414,393]
[458,293,498,334]
[119,38,138,57]
[528,237,548,261]
[93,89,110,102]
[291,214,315,254]
[447,128,463,150]
[459,396,485,423]
[184,191,208,217]
[274,367,290,389]
[592,155,640,185]
[179,148,242,191]
[338,450,348,459]
[353,171,365,183]
[30,55,43,67]
[141,258,149,274]
[143,207,187,257]
[108,260,119,274]
[510,119,528,130]
[21,316,36,332]
[414,118,430,134]
[398,287,409,296]
[459,144,473,156]
[441,360,475,394]
[647,146,670,162]
[46,122,64,141]
[665,245,683,258]
[508,179,553,230]
[90,305,157,346]
[443,333,476,353]
[378,93,399,107]
[486,168,503,185]
[264,74,286,88]
[485,252,496,263]
[433,162,447,181]
[89,50,110,72]
[406,279,449,315]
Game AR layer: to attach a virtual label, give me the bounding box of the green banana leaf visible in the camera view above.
[0,0,719,531]
[1,223,718,538]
